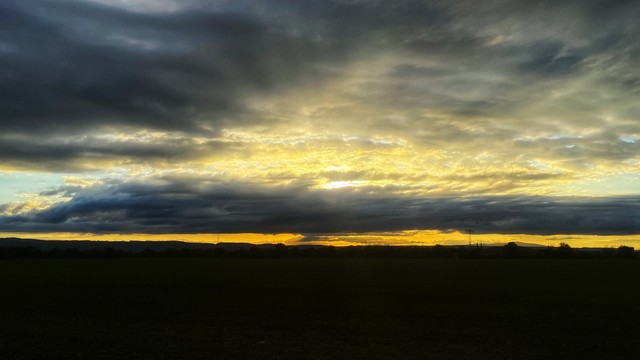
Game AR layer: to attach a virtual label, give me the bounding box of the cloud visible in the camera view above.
[0,132,243,171]
[0,0,349,135]
[1,0,640,238]
[4,0,639,140]
[1,178,638,235]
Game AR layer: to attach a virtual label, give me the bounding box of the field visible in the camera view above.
[1,258,639,359]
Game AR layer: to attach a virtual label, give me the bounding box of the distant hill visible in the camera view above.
[0,237,636,259]
[0,237,219,252]
[0,237,625,252]
[0,238,323,252]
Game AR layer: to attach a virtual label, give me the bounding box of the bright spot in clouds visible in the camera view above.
[323,181,367,190]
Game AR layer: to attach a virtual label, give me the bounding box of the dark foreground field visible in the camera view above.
[1,258,639,359]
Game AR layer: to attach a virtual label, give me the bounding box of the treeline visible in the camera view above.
[0,242,637,259]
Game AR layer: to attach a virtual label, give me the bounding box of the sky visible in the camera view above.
[1,0,639,247]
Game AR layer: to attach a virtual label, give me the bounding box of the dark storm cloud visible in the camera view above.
[2,179,639,235]
[0,0,347,135]
[3,0,637,137]
[0,134,240,171]
[0,0,495,136]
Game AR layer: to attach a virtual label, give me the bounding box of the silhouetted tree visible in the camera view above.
[557,242,573,258]
[617,245,635,259]
[503,242,521,258]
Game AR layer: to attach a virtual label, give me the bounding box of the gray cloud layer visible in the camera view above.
[3,0,637,132]
[1,0,347,135]
[2,179,638,235]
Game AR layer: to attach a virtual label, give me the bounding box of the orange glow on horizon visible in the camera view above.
[2,231,639,248]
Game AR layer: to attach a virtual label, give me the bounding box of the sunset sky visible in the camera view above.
[1,0,639,247]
